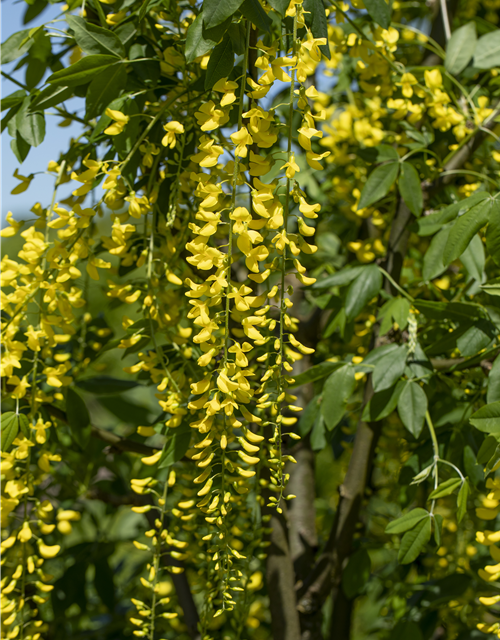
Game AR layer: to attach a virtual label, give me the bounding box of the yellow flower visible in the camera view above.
[213,78,239,106]
[161,121,184,148]
[104,108,130,135]
[280,154,300,179]
[230,126,253,158]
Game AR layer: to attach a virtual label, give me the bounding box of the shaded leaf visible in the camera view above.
[399,162,423,216]
[363,381,405,422]
[372,345,407,392]
[398,516,432,564]
[363,0,391,29]
[303,0,330,58]
[422,226,450,282]
[321,365,356,430]
[457,480,469,523]
[358,161,399,210]
[85,64,127,119]
[31,85,73,110]
[185,13,218,63]
[67,15,125,57]
[66,387,91,449]
[486,199,500,267]
[240,0,272,32]
[205,38,234,90]
[76,376,140,394]
[203,0,244,29]
[291,361,342,387]
[345,264,382,320]
[443,198,492,264]
[158,429,191,468]
[48,55,121,87]
[16,99,45,147]
[397,381,427,438]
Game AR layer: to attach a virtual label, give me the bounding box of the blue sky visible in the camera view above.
[2,0,82,223]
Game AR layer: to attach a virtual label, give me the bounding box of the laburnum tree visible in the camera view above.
[4,0,500,638]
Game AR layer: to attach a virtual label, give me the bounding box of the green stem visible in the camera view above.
[425,410,439,515]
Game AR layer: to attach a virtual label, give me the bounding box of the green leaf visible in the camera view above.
[1,412,20,451]
[312,265,366,289]
[477,435,498,464]
[415,192,489,236]
[240,0,272,32]
[460,233,485,283]
[398,516,432,564]
[457,480,469,523]
[399,162,423,216]
[203,0,244,29]
[16,99,45,147]
[363,0,391,29]
[413,299,486,321]
[345,264,382,320]
[48,55,121,87]
[158,429,191,468]
[487,356,500,404]
[185,13,218,63]
[433,513,443,547]
[422,226,450,282]
[397,381,427,438]
[428,477,462,500]
[486,200,500,267]
[481,277,500,297]
[321,365,356,430]
[410,464,433,485]
[76,376,140,394]
[66,387,92,449]
[1,90,26,111]
[30,85,73,110]
[310,413,327,451]
[290,361,342,387]
[299,396,321,436]
[266,0,289,16]
[303,0,331,59]
[18,414,30,439]
[1,29,33,64]
[474,30,500,69]
[445,22,477,74]
[11,132,31,163]
[443,198,492,264]
[358,161,399,210]
[456,319,495,358]
[372,345,407,392]
[66,15,125,58]
[362,381,405,422]
[470,402,500,436]
[205,39,234,90]
[385,507,429,534]
[85,64,127,119]
[342,549,371,599]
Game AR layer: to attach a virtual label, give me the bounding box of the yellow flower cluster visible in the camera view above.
[476,478,500,637]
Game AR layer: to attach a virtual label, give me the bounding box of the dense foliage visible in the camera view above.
[3,0,500,638]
